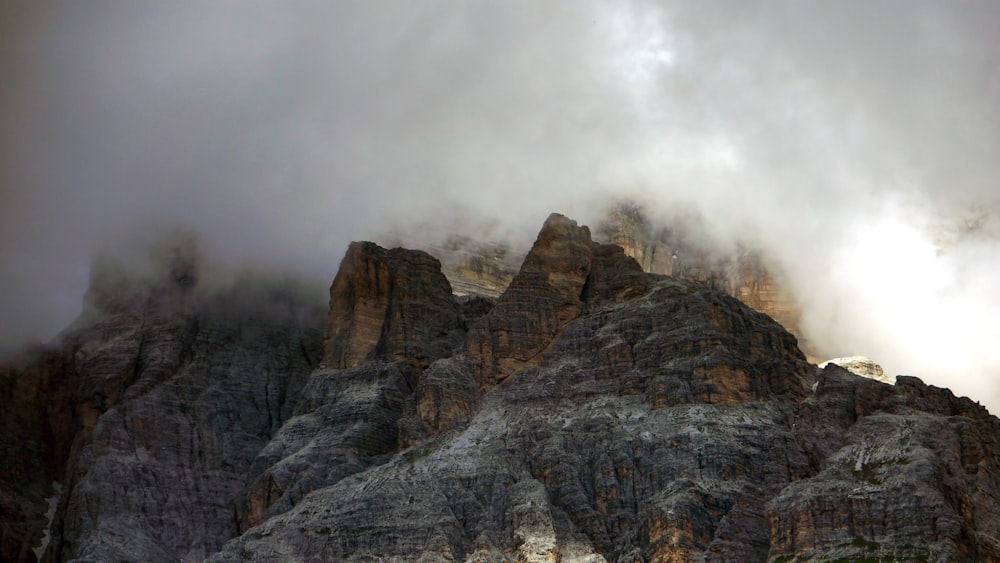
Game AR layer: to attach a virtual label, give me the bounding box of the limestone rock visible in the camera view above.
[467,213,595,383]
[210,269,816,562]
[209,214,1000,562]
[430,234,519,298]
[597,202,813,359]
[323,242,463,369]
[768,364,1000,561]
[0,241,326,563]
[819,355,893,384]
[416,357,480,433]
[238,361,417,531]
[4,213,1000,563]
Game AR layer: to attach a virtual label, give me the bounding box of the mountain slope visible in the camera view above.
[2,214,998,562]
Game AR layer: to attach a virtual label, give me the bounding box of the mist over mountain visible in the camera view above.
[3,213,999,562]
[2,4,999,416]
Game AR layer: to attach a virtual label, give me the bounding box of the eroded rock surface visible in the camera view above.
[819,355,893,384]
[769,365,1000,561]
[212,269,817,562]
[1,240,326,563]
[467,213,596,383]
[3,215,1000,563]
[324,242,463,369]
[598,202,812,359]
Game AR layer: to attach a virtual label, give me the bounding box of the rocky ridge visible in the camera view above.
[597,203,812,360]
[1,214,998,562]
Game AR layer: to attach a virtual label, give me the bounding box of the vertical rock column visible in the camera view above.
[323,242,462,369]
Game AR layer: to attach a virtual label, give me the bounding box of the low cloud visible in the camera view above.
[2,2,998,409]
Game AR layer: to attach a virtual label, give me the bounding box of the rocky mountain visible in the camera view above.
[2,214,999,562]
[1,239,327,562]
[376,232,521,300]
[596,203,812,360]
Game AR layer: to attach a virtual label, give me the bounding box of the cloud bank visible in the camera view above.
[2,1,998,409]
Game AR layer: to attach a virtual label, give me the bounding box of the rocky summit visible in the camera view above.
[2,214,999,562]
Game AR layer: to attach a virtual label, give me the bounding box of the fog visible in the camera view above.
[2,2,998,409]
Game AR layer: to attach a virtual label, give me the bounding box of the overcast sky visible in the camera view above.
[2,1,998,409]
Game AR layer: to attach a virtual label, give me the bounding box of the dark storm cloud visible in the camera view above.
[2,2,998,408]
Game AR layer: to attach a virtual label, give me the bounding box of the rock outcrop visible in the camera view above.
[0,238,327,563]
[467,214,596,383]
[3,215,999,562]
[598,202,812,359]
[769,365,1000,561]
[323,241,463,369]
[819,355,893,384]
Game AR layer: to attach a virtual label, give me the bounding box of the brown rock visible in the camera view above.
[6,213,1000,563]
[211,266,817,562]
[416,357,479,433]
[467,213,595,383]
[323,242,463,369]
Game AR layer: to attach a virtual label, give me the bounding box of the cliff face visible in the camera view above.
[1,240,327,563]
[597,203,812,360]
[3,214,999,562]
[378,233,520,300]
[431,235,519,299]
[323,241,463,369]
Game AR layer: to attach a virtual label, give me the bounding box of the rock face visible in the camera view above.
[819,355,893,384]
[428,235,519,299]
[3,215,1000,562]
[377,232,520,299]
[0,238,327,563]
[769,366,1000,561]
[597,202,812,360]
[323,241,463,369]
[467,214,596,382]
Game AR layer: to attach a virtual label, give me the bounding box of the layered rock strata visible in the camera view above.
[467,214,596,383]
[2,214,999,562]
[323,241,463,369]
[598,202,812,359]
[769,365,1000,561]
[0,241,327,563]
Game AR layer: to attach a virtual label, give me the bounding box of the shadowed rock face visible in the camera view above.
[769,366,1000,561]
[467,213,597,383]
[323,241,463,369]
[0,241,327,563]
[3,215,1000,563]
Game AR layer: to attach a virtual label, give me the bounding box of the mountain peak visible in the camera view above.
[323,241,462,369]
[2,213,999,562]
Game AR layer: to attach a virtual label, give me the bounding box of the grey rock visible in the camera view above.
[4,215,1000,563]
[323,241,463,370]
[0,238,326,563]
[819,355,893,384]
